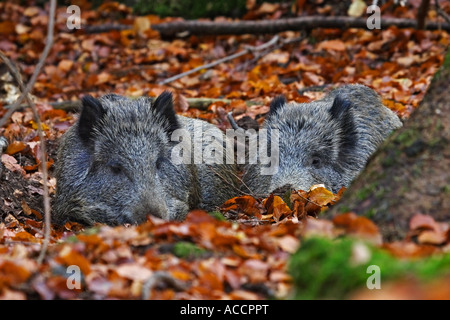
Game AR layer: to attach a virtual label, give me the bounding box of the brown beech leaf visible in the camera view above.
[333,212,381,244]
[318,39,346,52]
[264,195,291,222]
[409,214,440,232]
[5,141,28,155]
[58,246,91,276]
[221,195,262,218]
[307,185,336,207]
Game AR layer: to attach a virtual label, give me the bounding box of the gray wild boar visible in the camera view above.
[241,84,403,195]
[54,92,238,225]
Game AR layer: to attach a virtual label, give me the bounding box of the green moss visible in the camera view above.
[173,241,208,258]
[381,154,395,167]
[338,205,351,213]
[81,226,101,235]
[431,50,450,79]
[64,235,79,243]
[208,211,227,221]
[282,190,292,208]
[374,186,386,199]
[355,184,376,201]
[131,0,248,18]
[394,129,418,147]
[288,237,450,299]
[440,50,450,70]
[443,185,450,194]
[365,208,376,219]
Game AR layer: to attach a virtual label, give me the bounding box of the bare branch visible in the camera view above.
[159,35,283,85]
[435,0,450,25]
[0,0,56,265]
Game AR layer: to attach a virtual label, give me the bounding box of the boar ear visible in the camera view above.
[78,95,106,144]
[329,95,353,119]
[267,95,286,119]
[153,91,179,134]
[330,95,358,163]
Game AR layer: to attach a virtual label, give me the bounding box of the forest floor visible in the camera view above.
[0,1,449,300]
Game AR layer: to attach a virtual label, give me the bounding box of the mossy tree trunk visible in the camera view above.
[328,51,450,241]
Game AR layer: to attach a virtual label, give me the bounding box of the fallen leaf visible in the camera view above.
[58,246,91,276]
[348,0,366,17]
[5,141,27,155]
[264,195,291,222]
[116,264,153,281]
[318,39,346,52]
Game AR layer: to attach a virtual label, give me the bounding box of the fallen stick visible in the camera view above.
[4,97,263,112]
[82,16,450,36]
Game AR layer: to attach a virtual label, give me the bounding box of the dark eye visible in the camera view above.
[156,156,169,170]
[311,156,321,168]
[108,161,124,174]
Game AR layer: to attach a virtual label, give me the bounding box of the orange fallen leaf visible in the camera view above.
[232,244,261,259]
[221,195,262,218]
[12,231,38,243]
[0,261,32,285]
[29,121,49,131]
[333,212,381,244]
[417,230,447,245]
[308,185,336,207]
[318,39,346,52]
[5,141,27,155]
[290,190,308,219]
[57,59,73,72]
[58,246,91,275]
[264,195,291,222]
[383,241,438,258]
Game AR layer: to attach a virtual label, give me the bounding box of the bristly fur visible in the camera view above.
[242,84,403,195]
[54,92,239,226]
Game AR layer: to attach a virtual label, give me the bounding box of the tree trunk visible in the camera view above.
[327,51,450,241]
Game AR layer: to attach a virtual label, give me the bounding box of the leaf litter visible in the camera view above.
[0,0,449,299]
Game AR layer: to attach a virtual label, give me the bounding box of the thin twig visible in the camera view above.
[226,168,260,199]
[435,0,450,25]
[292,190,322,208]
[159,50,248,85]
[0,0,56,265]
[0,1,56,129]
[227,111,241,130]
[158,35,279,85]
[206,164,254,197]
[25,223,59,243]
[237,34,304,71]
